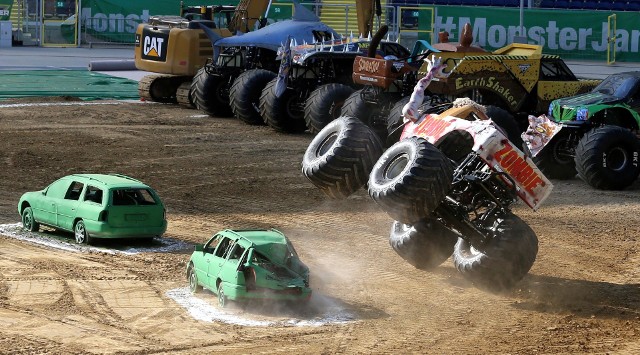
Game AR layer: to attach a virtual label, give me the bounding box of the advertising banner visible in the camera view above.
[0,0,12,21]
[435,6,640,62]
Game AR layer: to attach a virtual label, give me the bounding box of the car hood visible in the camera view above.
[554,91,623,107]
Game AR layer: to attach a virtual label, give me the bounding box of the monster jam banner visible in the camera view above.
[435,6,640,62]
[0,0,11,21]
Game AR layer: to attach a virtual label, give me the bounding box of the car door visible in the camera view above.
[210,236,237,286]
[56,181,84,231]
[34,178,72,226]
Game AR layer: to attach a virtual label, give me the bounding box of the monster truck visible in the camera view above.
[527,71,640,189]
[301,58,553,290]
[192,3,338,117]
[254,36,411,133]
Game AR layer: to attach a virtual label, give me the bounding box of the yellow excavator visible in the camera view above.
[134,0,271,106]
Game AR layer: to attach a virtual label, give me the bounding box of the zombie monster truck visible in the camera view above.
[302,58,553,290]
[527,71,640,190]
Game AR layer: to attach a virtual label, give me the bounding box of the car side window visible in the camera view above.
[214,237,231,258]
[229,245,245,261]
[205,235,222,254]
[45,179,72,199]
[84,186,103,204]
[64,181,84,201]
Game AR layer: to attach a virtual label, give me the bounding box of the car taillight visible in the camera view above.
[244,267,256,291]
[98,210,108,222]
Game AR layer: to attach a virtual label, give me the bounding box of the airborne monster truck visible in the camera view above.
[302,58,553,290]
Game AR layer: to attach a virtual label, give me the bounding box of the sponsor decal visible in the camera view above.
[517,64,530,74]
[392,61,405,71]
[135,34,140,47]
[141,30,169,62]
[415,115,454,140]
[358,76,378,82]
[493,141,545,195]
[455,76,517,107]
[357,59,381,73]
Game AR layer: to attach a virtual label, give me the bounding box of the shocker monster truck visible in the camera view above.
[527,71,640,190]
[192,3,338,117]
[302,58,553,290]
[255,35,410,134]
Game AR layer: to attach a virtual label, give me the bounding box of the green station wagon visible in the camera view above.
[18,174,167,244]
[187,229,311,307]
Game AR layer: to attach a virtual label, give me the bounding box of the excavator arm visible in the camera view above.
[355,0,381,37]
[228,0,271,33]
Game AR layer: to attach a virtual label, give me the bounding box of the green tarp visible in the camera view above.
[0,70,139,100]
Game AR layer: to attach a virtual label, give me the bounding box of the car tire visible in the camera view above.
[368,136,453,225]
[528,131,577,180]
[260,78,307,133]
[229,69,276,125]
[193,67,233,117]
[485,106,524,149]
[74,220,92,245]
[389,218,458,270]
[302,116,383,198]
[217,282,228,308]
[188,264,202,294]
[21,207,39,232]
[574,125,640,190]
[452,213,538,291]
[304,83,355,134]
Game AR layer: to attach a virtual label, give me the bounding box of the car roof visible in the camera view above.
[222,229,287,246]
[64,174,149,189]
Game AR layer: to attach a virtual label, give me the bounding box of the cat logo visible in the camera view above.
[140,29,169,62]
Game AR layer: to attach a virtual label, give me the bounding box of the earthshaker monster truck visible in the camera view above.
[526,71,640,190]
[302,58,553,290]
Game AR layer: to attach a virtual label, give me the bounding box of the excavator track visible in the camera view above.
[138,74,192,104]
[176,81,196,108]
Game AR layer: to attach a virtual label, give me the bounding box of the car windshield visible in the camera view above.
[111,188,157,206]
[593,75,640,98]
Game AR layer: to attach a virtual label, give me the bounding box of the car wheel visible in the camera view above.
[188,264,202,294]
[217,282,227,308]
[74,220,91,245]
[21,207,39,232]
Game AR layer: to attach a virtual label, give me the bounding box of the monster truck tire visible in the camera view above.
[485,106,523,149]
[340,89,372,123]
[302,116,383,199]
[368,137,454,225]
[389,218,458,270]
[304,83,355,134]
[527,131,577,180]
[260,78,307,133]
[193,67,233,117]
[452,213,538,291]
[574,125,640,190]
[229,69,276,125]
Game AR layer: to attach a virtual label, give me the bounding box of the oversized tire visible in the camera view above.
[452,213,538,291]
[21,207,39,232]
[340,89,372,122]
[368,137,454,225]
[302,116,383,199]
[389,218,458,270]
[192,67,232,117]
[260,78,307,133]
[574,125,640,190]
[188,264,202,294]
[528,131,577,179]
[74,220,92,245]
[304,83,355,134]
[229,69,276,125]
[485,106,523,149]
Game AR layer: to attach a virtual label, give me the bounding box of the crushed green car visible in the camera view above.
[187,229,311,307]
[529,71,640,190]
[18,174,167,244]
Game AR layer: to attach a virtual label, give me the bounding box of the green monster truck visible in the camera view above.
[529,71,640,190]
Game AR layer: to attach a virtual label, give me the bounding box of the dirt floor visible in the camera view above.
[0,98,638,354]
